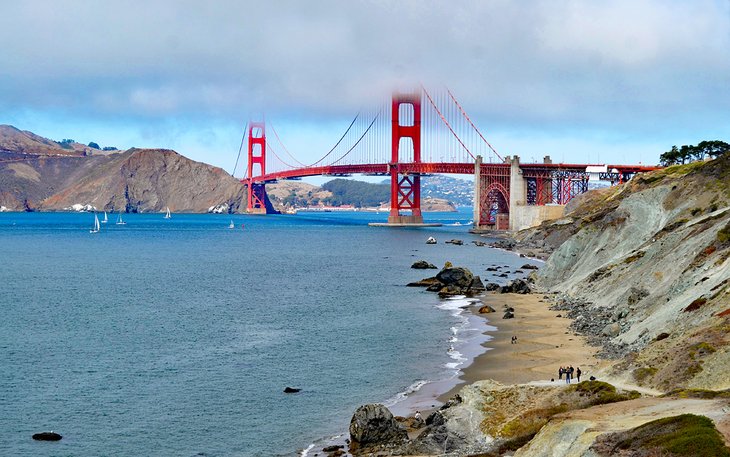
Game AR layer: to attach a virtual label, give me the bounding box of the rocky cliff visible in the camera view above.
[526,156,730,391]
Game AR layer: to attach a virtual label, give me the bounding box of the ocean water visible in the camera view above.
[0,209,535,456]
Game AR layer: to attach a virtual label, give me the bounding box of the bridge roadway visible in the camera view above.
[250,162,659,183]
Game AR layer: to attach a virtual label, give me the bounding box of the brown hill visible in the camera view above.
[0,124,88,156]
[0,125,247,212]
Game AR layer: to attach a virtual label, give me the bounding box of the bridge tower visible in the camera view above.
[388,90,423,224]
[245,121,269,214]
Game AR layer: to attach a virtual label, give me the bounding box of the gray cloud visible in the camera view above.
[1,0,729,136]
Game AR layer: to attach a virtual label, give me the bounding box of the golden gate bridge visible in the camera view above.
[239,87,658,230]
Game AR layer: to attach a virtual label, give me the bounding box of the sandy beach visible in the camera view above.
[438,291,603,402]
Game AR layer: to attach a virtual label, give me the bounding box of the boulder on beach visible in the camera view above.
[485,282,500,291]
[479,304,496,313]
[32,432,62,441]
[411,260,437,269]
[503,311,515,319]
[349,404,408,452]
[466,276,486,294]
[436,267,473,288]
[499,279,531,294]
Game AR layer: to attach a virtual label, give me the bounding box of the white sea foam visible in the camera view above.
[384,379,429,407]
[300,443,315,456]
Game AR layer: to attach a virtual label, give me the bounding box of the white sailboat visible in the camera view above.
[229,220,235,229]
[164,207,171,219]
[116,212,126,225]
[90,214,100,234]
[101,211,108,224]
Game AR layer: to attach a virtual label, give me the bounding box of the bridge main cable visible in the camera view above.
[447,88,503,162]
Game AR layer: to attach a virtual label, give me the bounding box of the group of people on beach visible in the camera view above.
[558,366,581,384]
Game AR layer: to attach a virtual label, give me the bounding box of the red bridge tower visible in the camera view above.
[388,90,423,224]
[245,121,269,214]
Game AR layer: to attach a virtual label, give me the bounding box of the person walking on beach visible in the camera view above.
[576,367,582,383]
[559,366,564,380]
[565,366,571,384]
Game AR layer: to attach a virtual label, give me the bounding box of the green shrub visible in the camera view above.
[615,414,730,456]
[718,222,730,243]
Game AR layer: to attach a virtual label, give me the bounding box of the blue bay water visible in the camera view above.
[0,209,529,456]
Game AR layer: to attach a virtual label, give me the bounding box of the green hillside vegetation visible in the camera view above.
[322,178,390,207]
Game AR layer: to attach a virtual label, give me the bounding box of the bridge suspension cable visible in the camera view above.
[421,86,476,161]
[231,122,248,177]
[446,88,503,162]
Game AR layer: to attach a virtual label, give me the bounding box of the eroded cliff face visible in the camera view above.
[531,156,730,392]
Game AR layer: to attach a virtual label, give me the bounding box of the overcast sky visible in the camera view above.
[1,0,729,177]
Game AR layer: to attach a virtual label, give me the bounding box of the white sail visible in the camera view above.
[116,213,126,225]
[102,211,108,223]
[164,207,171,219]
[90,214,100,233]
[229,220,235,229]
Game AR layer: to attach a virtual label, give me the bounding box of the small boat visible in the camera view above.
[164,207,171,219]
[116,213,126,225]
[229,220,235,229]
[90,213,100,233]
[101,211,108,224]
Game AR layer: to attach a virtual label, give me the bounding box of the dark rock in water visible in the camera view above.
[32,432,62,441]
[349,404,407,451]
[426,237,437,244]
[411,260,437,269]
[498,273,508,278]
[519,253,526,257]
[445,239,463,245]
[407,277,441,287]
[471,240,487,246]
[503,311,515,319]
[486,267,498,272]
[521,264,539,270]
[485,282,500,291]
[515,270,524,274]
[284,387,301,393]
[426,283,443,292]
[478,304,496,314]
[436,267,474,288]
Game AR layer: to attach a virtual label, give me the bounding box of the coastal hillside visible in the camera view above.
[0,125,247,213]
[520,155,730,391]
[41,148,246,213]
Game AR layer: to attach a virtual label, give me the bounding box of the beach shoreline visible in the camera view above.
[437,291,602,403]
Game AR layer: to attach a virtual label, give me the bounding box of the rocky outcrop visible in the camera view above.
[411,260,437,269]
[499,279,532,294]
[349,404,408,454]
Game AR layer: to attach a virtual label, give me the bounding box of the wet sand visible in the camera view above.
[438,291,602,402]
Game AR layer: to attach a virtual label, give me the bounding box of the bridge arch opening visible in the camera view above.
[482,183,509,230]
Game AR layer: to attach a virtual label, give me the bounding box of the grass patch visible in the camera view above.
[633,367,658,383]
[569,381,641,406]
[499,404,568,439]
[689,342,716,358]
[663,388,730,399]
[613,414,730,456]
